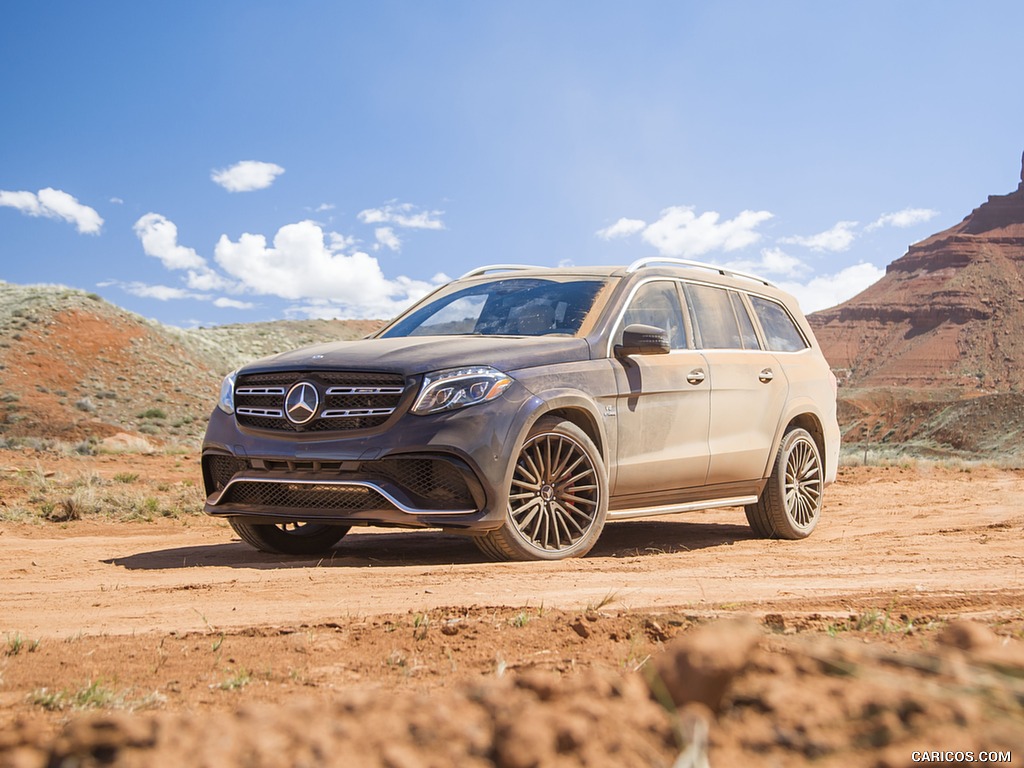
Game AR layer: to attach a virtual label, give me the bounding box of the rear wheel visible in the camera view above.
[475,416,608,561]
[745,427,823,539]
[229,519,350,555]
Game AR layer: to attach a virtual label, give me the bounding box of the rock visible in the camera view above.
[936,620,999,651]
[648,618,761,712]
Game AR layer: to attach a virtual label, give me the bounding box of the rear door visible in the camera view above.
[684,283,789,484]
[611,280,711,496]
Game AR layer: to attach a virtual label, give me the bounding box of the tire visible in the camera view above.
[229,519,350,555]
[475,416,608,561]
[745,427,823,539]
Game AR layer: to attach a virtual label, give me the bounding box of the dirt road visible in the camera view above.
[4,464,1023,639]
[2,458,1023,767]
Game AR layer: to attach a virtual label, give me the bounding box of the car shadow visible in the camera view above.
[104,519,757,571]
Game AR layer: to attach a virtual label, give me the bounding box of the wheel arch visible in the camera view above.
[763,398,831,480]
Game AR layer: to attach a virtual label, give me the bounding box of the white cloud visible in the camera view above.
[375,226,401,251]
[315,203,335,213]
[214,219,445,317]
[778,262,886,314]
[110,197,124,205]
[724,247,810,280]
[134,213,206,270]
[108,281,208,301]
[133,213,235,292]
[0,188,103,234]
[866,207,939,231]
[640,206,774,258]
[779,221,859,252]
[357,202,444,230]
[597,217,646,240]
[213,297,255,310]
[211,160,285,192]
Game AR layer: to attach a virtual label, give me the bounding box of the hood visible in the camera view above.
[238,335,592,376]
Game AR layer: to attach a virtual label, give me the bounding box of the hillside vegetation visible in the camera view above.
[0,282,381,449]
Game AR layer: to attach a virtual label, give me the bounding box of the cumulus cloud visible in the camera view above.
[0,188,103,234]
[134,213,206,270]
[724,247,811,280]
[640,206,774,258]
[866,207,939,231]
[214,219,445,317]
[357,202,444,230]
[779,221,859,252]
[596,217,646,240]
[777,262,886,314]
[374,226,401,251]
[133,213,235,292]
[211,160,285,192]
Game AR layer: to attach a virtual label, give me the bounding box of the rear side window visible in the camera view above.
[684,283,759,350]
[749,295,809,352]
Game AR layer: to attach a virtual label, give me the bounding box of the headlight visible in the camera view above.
[217,370,237,414]
[412,366,514,415]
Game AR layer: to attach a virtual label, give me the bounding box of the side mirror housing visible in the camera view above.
[615,324,671,357]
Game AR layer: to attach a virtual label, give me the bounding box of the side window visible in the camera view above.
[749,295,809,352]
[617,281,687,349]
[684,283,753,349]
[731,292,761,350]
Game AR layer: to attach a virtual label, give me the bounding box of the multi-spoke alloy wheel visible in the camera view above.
[476,417,608,561]
[229,519,350,555]
[745,427,823,539]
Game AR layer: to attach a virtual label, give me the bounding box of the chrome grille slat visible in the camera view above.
[325,386,404,395]
[236,407,285,418]
[235,386,286,396]
[321,407,396,419]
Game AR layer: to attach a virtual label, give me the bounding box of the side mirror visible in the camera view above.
[615,323,671,356]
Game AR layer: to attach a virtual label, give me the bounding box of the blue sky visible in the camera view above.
[2,2,1022,327]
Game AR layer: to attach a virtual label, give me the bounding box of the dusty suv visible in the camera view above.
[202,258,840,561]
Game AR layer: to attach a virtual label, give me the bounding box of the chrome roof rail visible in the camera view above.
[625,257,775,286]
[458,264,547,279]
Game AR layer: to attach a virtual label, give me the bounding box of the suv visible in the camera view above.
[202,258,840,561]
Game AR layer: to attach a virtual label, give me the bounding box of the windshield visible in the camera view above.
[382,277,607,338]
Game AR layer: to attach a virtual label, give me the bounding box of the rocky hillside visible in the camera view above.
[810,152,1024,392]
[806,151,1024,459]
[0,282,381,447]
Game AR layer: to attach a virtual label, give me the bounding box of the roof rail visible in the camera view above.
[625,257,775,287]
[458,264,546,279]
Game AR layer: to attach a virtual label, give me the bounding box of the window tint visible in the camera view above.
[749,295,809,352]
[731,292,761,350]
[684,283,754,349]
[383,278,605,337]
[617,281,687,349]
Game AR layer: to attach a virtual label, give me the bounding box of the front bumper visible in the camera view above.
[200,383,536,532]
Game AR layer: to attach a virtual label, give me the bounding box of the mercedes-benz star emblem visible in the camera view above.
[284,381,319,425]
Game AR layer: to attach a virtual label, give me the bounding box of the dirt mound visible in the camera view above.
[0,283,380,446]
[3,619,1021,768]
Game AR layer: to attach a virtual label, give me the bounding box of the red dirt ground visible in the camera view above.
[1,452,1023,766]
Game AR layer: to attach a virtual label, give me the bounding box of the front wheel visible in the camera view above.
[475,416,608,561]
[745,427,823,539]
[229,519,350,555]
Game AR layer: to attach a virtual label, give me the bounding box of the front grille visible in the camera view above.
[222,481,389,511]
[234,371,406,432]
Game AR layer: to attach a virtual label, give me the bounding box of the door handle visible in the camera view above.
[686,368,706,385]
[758,368,774,383]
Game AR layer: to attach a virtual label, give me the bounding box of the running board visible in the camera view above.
[607,495,758,521]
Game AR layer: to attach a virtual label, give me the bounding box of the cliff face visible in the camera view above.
[810,153,1024,392]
